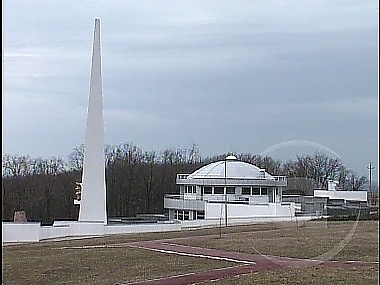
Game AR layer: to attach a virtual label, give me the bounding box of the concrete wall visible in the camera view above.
[249,196,269,204]
[105,223,181,235]
[3,223,41,243]
[205,203,294,219]
[180,214,303,229]
[164,196,206,211]
[2,204,294,243]
[2,221,181,243]
[40,225,70,240]
[314,190,367,202]
[51,221,106,237]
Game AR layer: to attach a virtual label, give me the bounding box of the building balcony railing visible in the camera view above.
[164,194,204,200]
[274,176,287,181]
[177,174,190,180]
[164,193,273,206]
[164,194,205,211]
[176,177,287,187]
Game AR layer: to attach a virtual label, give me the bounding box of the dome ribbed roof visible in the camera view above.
[188,156,274,180]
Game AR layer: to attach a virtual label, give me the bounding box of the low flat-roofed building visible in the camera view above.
[314,189,367,202]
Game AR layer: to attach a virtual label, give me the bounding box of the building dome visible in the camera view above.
[188,156,275,180]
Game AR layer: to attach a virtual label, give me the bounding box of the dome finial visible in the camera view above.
[225,155,237,161]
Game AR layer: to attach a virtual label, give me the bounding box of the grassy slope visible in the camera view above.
[2,220,379,284]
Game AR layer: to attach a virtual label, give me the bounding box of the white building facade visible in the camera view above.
[314,189,367,202]
[164,156,296,224]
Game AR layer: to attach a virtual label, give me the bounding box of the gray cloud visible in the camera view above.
[2,0,378,180]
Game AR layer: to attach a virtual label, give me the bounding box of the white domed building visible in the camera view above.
[164,155,295,225]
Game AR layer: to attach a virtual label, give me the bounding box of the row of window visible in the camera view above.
[184,185,196,194]
[174,210,205,220]
[183,185,271,196]
[203,186,236,194]
[242,187,268,196]
[204,186,269,195]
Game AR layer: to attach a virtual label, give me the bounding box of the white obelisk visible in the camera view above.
[79,18,107,224]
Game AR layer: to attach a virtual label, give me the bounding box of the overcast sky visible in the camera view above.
[2,0,378,180]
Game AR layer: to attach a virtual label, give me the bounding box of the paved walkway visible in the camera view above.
[122,239,378,285]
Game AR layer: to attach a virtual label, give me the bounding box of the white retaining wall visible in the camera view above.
[105,223,181,235]
[180,216,301,229]
[206,203,295,219]
[2,223,41,243]
[313,190,367,202]
[2,203,295,244]
[40,225,70,240]
[2,221,182,243]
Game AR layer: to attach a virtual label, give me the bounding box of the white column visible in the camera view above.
[78,18,107,224]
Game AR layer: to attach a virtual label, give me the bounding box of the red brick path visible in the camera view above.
[123,239,378,285]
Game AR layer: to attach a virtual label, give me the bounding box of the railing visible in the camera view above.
[177,174,190,180]
[164,194,204,201]
[274,176,287,181]
[177,174,287,185]
[164,194,206,210]
[165,194,263,204]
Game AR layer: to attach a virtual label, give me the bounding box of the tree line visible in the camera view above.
[2,143,369,225]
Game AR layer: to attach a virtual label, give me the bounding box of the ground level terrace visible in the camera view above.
[3,213,306,244]
[164,194,295,221]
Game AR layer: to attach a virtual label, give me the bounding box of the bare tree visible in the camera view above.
[311,152,342,188]
[2,154,33,177]
[345,170,368,191]
[68,144,85,171]
[141,151,158,213]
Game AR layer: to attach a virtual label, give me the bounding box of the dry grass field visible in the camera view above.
[2,220,379,284]
[175,220,379,262]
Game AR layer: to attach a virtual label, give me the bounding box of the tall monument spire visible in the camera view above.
[78,18,107,224]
